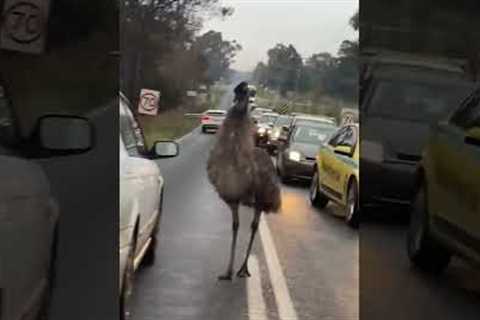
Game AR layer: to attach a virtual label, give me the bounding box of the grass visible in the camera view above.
[139,86,225,147]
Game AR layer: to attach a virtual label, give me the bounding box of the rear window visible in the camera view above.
[206,110,226,116]
[367,78,473,122]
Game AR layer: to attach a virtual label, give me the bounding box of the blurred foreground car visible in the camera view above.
[201,109,227,133]
[310,124,360,228]
[407,87,480,272]
[360,52,474,209]
[276,118,337,182]
[119,94,179,320]
[0,94,93,320]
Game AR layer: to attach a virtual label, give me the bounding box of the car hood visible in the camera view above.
[289,142,320,159]
[362,117,431,162]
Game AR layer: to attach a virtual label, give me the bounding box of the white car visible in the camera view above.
[201,109,227,133]
[119,94,179,320]
[0,109,92,320]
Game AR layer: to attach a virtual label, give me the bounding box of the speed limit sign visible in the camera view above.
[138,89,160,116]
[0,0,51,54]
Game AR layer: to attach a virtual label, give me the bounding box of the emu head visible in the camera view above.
[234,81,249,102]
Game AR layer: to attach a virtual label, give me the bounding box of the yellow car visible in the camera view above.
[309,123,360,228]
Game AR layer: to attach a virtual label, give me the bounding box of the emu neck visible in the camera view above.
[229,97,249,119]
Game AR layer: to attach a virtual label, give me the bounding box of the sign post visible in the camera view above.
[138,89,160,116]
[0,0,51,54]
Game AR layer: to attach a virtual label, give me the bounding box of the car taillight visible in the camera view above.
[202,116,210,121]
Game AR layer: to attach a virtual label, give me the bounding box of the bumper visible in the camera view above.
[282,156,315,179]
[360,159,417,207]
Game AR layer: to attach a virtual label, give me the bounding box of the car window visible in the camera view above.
[367,79,472,122]
[336,127,356,147]
[292,124,337,144]
[206,111,226,116]
[450,91,480,130]
[260,114,278,124]
[328,127,348,147]
[275,116,290,126]
[119,102,143,157]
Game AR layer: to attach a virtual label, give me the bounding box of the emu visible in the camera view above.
[207,81,281,280]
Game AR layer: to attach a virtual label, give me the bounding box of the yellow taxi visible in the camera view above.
[309,123,360,228]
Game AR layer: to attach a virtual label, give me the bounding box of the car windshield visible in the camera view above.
[274,116,291,127]
[367,78,473,122]
[259,114,278,124]
[295,119,334,127]
[292,124,337,144]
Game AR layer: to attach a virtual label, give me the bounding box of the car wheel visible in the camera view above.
[202,126,207,133]
[142,191,163,267]
[309,170,329,208]
[120,232,137,320]
[345,180,359,228]
[37,225,59,320]
[407,183,451,273]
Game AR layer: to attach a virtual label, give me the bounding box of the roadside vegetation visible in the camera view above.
[139,86,225,146]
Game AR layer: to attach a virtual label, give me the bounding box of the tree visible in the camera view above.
[193,31,242,86]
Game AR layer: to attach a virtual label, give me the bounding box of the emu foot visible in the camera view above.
[218,271,233,281]
[236,264,251,278]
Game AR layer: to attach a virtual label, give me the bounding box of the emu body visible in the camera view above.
[207,82,281,280]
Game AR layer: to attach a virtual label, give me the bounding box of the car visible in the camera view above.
[276,118,338,182]
[119,94,179,320]
[309,123,360,227]
[407,86,480,273]
[201,109,227,133]
[360,53,474,209]
[0,87,93,320]
[268,114,295,154]
[251,107,273,122]
[254,112,279,148]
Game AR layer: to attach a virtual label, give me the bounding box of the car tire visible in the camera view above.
[120,230,137,320]
[407,183,451,273]
[309,170,329,208]
[37,225,59,320]
[345,180,359,229]
[202,126,207,133]
[142,191,163,267]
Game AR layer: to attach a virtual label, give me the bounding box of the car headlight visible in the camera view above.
[258,127,266,135]
[271,130,280,140]
[267,129,272,135]
[289,150,301,162]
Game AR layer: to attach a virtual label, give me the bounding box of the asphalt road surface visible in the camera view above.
[130,87,359,320]
[361,214,480,320]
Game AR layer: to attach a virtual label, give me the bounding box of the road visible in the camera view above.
[361,214,480,320]
[130,87,359,320]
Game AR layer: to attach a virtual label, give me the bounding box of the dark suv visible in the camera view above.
[360,54,474,208]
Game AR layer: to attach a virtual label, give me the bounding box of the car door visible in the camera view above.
[330,126,357,201]
[431,91,480,245]
[119,99,161,262]
[319,127,348,199]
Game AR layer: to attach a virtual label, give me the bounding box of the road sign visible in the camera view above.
[138,89,160,116]
[0,0,50,54]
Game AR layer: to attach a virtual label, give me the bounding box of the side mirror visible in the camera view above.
[333,145,353,157]
[36,115,93,154]
[150,141,179,159]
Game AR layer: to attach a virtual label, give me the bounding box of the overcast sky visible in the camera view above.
[202,0,358,71]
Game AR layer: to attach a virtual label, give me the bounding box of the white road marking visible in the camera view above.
[247,255,268,320]
[259,216,298,320]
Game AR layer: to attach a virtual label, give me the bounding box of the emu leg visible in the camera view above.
[218,203,239,281]
[237,208,261,278]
